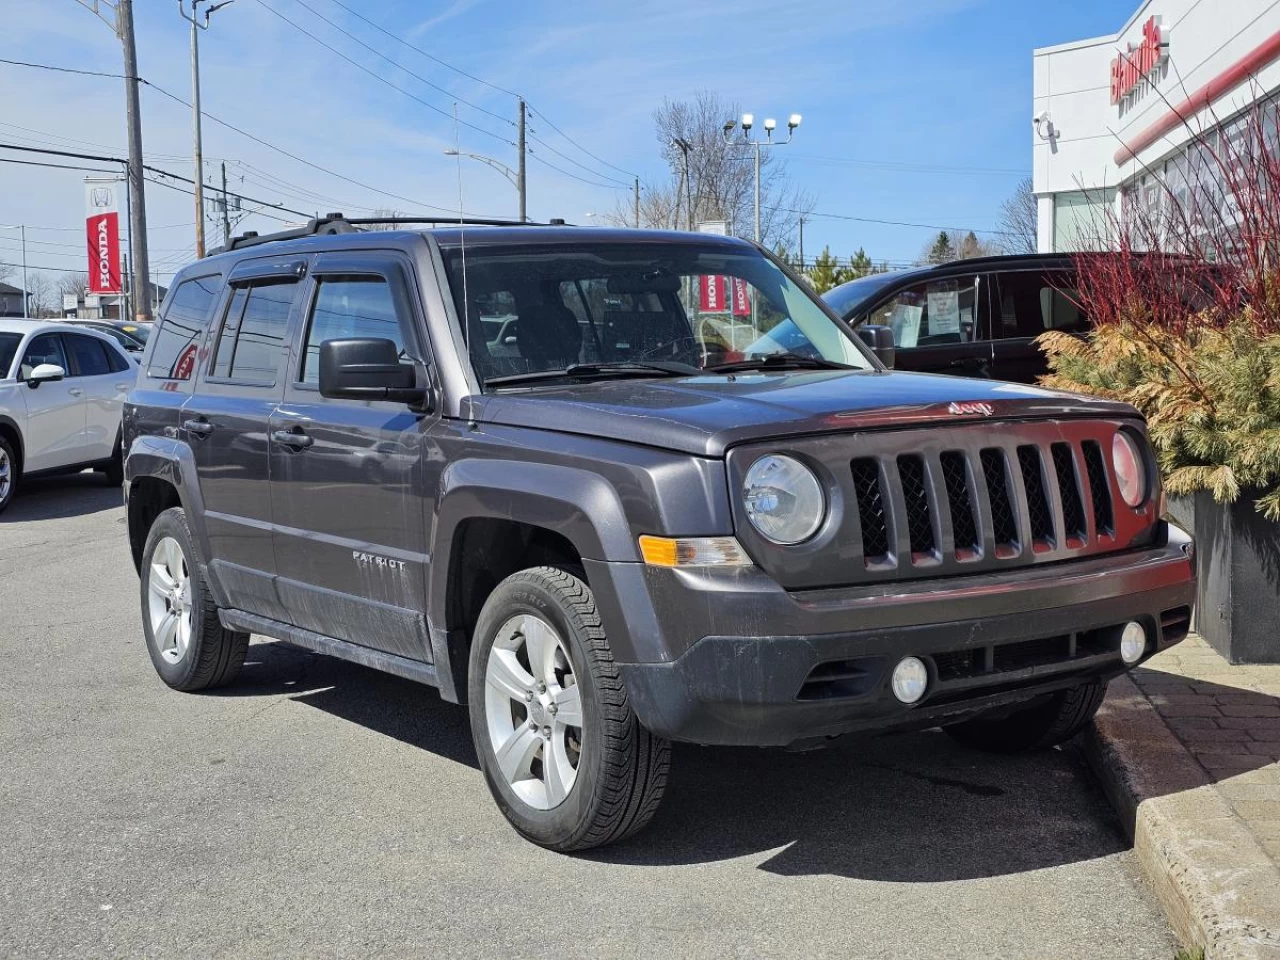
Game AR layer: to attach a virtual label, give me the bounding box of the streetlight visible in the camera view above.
[178,0,235,258]
[444,149,525,221]
[671,137,694,231]
[724,111,802,243]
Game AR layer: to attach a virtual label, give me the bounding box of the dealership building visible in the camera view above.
[1032,0,1280,251]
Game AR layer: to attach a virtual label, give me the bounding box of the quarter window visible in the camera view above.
[147,275,220,380]
[299,276,408,385]
[211,282,294,383]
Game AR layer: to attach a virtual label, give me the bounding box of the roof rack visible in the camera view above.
[216,212,553,253]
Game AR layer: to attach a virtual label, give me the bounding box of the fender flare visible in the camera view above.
[124,435,216,588]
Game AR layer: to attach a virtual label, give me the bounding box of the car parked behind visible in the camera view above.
[0,319,135,513]
[823,253,1088,383]
[63,319,151,354]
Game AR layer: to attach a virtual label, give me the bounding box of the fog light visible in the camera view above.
[1120,621,1147,664]
[891,656,928,704]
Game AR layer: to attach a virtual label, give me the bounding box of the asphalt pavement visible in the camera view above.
[0,473,1177,959]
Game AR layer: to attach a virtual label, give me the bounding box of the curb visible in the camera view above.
[1083,675,1280,960]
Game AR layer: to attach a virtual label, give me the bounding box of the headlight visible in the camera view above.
[1112,432,1148,508]
[742,455,825,544]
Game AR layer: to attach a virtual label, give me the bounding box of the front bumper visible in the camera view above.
[589,525,1195,747]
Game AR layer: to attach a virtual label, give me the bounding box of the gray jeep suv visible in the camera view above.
[123,216,1196,851]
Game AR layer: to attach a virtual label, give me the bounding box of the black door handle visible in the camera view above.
[182,418,214,437]
[272,428,314,449]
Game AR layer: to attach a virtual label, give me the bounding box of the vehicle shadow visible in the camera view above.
[2,471,121,522]
[227,639,1137,882]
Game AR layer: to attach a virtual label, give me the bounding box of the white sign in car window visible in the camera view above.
[889,303,922,348]
[927,287,961,336]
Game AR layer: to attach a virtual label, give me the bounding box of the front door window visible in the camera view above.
[866,277,980,348]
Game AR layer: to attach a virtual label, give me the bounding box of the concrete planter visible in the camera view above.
[1168,490,1280,663]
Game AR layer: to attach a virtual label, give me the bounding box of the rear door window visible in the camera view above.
[995,271,1089,338]
[210,282,295,384]
[65,334,112,377]
[147,275,220,380]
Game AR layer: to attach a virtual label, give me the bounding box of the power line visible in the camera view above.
[777,207,1018,238]
[275,0,514,126]
[786,154,1029,177]
[0,57,124,79]
[248,0,515,145]
[0,156,120,175]
[526,150,628,191]
[526,125,631,187]
[524,106,637,180]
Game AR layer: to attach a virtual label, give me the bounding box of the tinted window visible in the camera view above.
[106,342,131,373]
[0,333,20,378]
[824,272,902,319]
[21,333,67,379]
[67,334,112,377]
[996,272,1089,338]
[148,275,220,380]
[211,282,293,383]
[300,277,407,385]
[866,277,979,348]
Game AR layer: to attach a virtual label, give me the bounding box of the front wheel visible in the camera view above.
[0,434,16,514]
[468,567,670,851]
[944,679,1108,753]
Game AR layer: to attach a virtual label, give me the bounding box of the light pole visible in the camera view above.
[671,138,694,230]
[444,149,523,219]
[178,0,235,259]
[723,112,802,243]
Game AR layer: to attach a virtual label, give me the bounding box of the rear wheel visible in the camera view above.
[468,566,670,851]
[140,507,249,691]
[944,679,1108,753]
[0,435,15,515]
[101,436,123,487]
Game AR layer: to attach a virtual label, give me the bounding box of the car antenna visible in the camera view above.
[452,103,469,353]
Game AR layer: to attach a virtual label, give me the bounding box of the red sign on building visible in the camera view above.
[1110,16,1168,106]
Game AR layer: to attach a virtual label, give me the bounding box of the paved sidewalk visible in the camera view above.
[1132,635,1280,866]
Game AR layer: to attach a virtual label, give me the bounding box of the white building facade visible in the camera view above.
[1032,1,1280,252]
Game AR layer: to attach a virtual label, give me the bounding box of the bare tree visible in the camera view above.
[59,272,89,301]
[0,262,13,285]
[609,92,814,248]
[997,177,1038,254]
[25,272,57,317]
[363,207,408,231]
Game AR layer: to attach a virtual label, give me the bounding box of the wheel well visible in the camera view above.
[444,518,584,696]
[127,477,181,572]
[0,421,22,475]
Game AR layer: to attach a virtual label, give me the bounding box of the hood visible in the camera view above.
[468,369,1138,458]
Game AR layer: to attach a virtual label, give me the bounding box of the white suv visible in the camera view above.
[0,319,136,514]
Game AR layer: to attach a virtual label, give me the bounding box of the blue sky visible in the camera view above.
[2,0,1131,284]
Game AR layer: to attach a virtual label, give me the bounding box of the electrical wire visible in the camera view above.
[777,207,1018,238]
[524,106,638,180]
[526,151,628,191]
[526,125,631,187]
[248,0,516,145]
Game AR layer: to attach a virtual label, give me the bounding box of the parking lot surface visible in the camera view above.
[1,476,1177,959]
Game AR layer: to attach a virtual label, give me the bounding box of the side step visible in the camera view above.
[218,608,439,688]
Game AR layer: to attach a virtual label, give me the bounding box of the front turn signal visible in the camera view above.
[638,535,753,568]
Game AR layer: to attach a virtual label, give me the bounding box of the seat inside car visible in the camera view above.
[516,302,582,370]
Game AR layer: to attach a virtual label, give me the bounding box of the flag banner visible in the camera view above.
[85,181,122,295]
[731,277,751,317]
[699,275,727,312]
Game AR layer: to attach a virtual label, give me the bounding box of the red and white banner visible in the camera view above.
[699,274,727,312]
[85,181,122,295]
[731,277,751,317]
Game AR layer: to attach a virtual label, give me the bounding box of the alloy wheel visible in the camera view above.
[148,536,193,664]
[484,614,583,810]
[0,446,11,503]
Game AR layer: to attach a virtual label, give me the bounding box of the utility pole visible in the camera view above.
[178,0,235,259]
[20,226,28,319]
[220,161,232,245]
[672,138,694,231]
[633,177,640,228]
[517,98,527,223]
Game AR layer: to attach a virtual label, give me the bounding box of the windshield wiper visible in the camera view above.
[484,359,701,387]
[706,353,855,374]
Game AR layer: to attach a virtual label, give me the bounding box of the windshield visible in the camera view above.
[119,323,150,343]
[0,333,19,378]
[823,271,903,321]
[440,241,874,387]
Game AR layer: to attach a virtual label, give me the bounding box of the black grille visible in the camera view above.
[1052,443,1087,541]
[995,634,1070,671]
[940,451,979,554]
[897,455,935,557]
[980,448,1018,547]
[1017,445,1054,543]
[1082,440,1114,535]
[851,458,890,560]
[932,649,982,682]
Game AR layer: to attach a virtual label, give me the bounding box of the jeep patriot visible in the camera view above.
[122,216,1196,850]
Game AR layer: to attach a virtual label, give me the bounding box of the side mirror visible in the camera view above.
[857,325,896,369]
[27,363,66,388]
[318,338,429,407]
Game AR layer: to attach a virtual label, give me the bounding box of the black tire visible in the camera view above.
[468,566,670,852]
[944,679,1109,753]
[101,436,123,487]
[140,506,249,692]
[0,433,16,515]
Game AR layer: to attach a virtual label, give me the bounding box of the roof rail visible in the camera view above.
[214,212,548,254]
